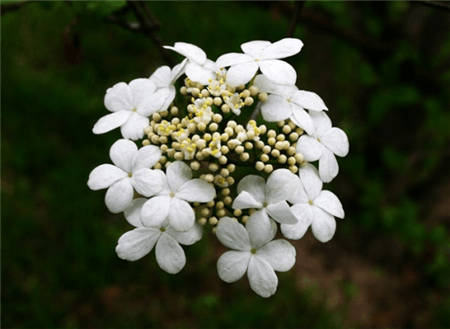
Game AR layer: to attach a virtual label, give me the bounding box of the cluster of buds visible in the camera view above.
[88,39,349,297]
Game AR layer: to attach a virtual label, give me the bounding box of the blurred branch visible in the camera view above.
[125,0,175,66]
[1,0,31,15]
[413,0,450,13]
[285,1,305,37]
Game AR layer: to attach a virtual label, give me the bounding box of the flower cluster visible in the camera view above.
[88,38,349,297]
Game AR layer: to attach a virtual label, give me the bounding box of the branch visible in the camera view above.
[125,0,175,66]
[285,0,305,37]
[413,0,450,13]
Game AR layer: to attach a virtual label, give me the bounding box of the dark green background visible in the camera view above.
[2,1,449,328]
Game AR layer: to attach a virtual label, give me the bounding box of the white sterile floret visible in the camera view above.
[216,38,303,87]
[232,169,298,244]
[281,167,344,242]
[254,75,327,135]
[296,111,349,183]
[149,60,187,113]
[93,79,171,140]
[87,139,163,213]
[216,217,296,298]
[140,162,216,232]
[116,198,203,274]
[164,42,216,85]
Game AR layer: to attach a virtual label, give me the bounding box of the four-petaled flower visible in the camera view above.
[88,139,163,213]
[216,217,296,298]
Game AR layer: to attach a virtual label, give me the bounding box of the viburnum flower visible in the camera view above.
[254,74,327,134]
[296,111,349,182]
[116,198,203,274]
[93,79,170,140]
[140,161,216,232]
[216,217,296,298]
[281,168,344,242]
[89,37,349,298]
[216,38,303,86]
[87,139,163,213]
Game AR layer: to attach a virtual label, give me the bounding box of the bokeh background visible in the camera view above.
[2,1,449,328]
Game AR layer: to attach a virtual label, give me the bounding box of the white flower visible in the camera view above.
[140,161,216,232]
[164,42,216,85]
[207,68,228,97]
[216,38,303,87]
[116,198,203,274]
[246,120,261,141]
[149,60,187,113]
[216,217,296,298]
[207,136,222,158]
[281,166,344,242]
[254,74,327,135]
[180,139,197,160]
[225,93,245,115]
[191,98,213,125]
[296,111,349,183]
[93,79,170,140]
[232,169,298,244]
[87,139,163,213]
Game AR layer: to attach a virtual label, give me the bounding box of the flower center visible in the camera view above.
[132,108,137,112]
[263,202,268,207]
[308,200,314,205]
[128,172,133,177]
[251,248,257,254]
[170,192,175,198]
[160,227,166,232]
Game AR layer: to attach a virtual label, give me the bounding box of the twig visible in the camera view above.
[1,0,31,15]
[413,0,450,13]
[126,0,175,66]
[285,1,305,37]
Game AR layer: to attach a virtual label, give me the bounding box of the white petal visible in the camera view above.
[287,175,308,204]
[314,190,344,219]
[321,128,349,157]
[296,135,323,162]
[311,206,336,243]
[217,251,251,283]
[166,223,203,246]
[105,178,134,213]
[92,110,131,135]
[109,139,137,172]
[87,164,127,190]
[155,233,186,274]
[149,66,171,88]
[232,191,263,210]
[241,40,271,58]
[216,217,251,251]
[215,53,253,67]
[256,240,296,271]
[291,90,328,111]
[129,78,157,106]
[259,60,296,85]
[104,82,133,112]
[280,203,314,240]
[160,87,176,113]
[290,104,315,135]
[185,62,215,85]
[253,74,282,94]
[299,163,322,200]
[137,88,170,117]
[246,210,276,249]
[131,168,163,197]
[165,42,206,65]
[120,112,149,140]
[140,195,171,228]
[154,169,170,195]
[261,95,292,122]
[266,201,298,224]
[166,161,192,192]
[237,175,266,204]
[132,145,162,171]
[318,146,339,183]
[310,111,332,137]
[124,198,147,227]
[226,62,259,87]
[260,38,303,60]
[170,59,188,83]
[115,227,160,261]
[168,198,195,232]
[247,256,278,298]
[265,169,296,204]
[176,179,215,203]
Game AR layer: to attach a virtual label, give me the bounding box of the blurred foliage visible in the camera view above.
[2,1,449,328]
